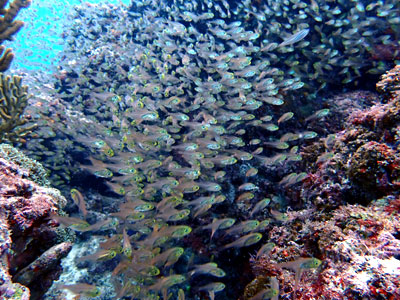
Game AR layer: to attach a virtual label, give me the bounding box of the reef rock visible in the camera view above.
[0,145,71,300]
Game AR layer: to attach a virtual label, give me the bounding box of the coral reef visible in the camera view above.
[245,65,400,299]
[300,65,400,206]
[249,202,400,300]
[0,73,36,143]
[0,143,50,186]
[0,145,70,300]
[0,0,31,71]
[376,64,400,99]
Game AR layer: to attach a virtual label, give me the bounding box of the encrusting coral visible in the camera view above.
[0,143,50,186]
[245,65,400,300]
[0,145,71,300]
[0,73,36,143]
[376,64,400,99]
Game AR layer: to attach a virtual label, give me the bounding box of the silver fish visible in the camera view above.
[278,28,310,48]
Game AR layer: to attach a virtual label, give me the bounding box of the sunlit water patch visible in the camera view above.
[4,0,131,74]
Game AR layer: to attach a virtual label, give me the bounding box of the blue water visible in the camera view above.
[6,0,131,73]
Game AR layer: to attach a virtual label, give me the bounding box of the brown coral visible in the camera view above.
[0,73,36,143]
[0,0,31,71]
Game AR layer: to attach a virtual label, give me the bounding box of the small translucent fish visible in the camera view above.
[305,108,330,122]
[136,265,160,277]
[226,220,260,236]
[198,282,225,300]
[228,149,253,161]
[214,195,226,204]
[106,181,125,196]
[239,182,258,191]
[250,198,270,216]
[169,225,192,238]
[203,218,236,239]
[316,152,334,164]
[249,139,261,145]
[249,286,279,300]
[190,262,226,278]
[159,208,190,222]
[278,28,310,48]
[280,132,301,142]
[222,233,262,249]
[271,277,279,300]
[287,153,302,163]
[278,257,322,271]
[178,181,200,193]
[256,242,275,259]
[279,172,307,187]
[152,247,184,268]
[57,283,101,297]
[264,141,289,150]
[236,129,246,135]
[77,249,117,262]
[122,228,132,259]
[260,124,279,132]
[246,167,258,177]
[94,169,113,178]
[50,214,90,231]
[270,209,288,222]
[149,274,186,296]
[256,219,270,232]
[214,170,226,181]
[236,192,255,202]
[134,202,155,212]
[178,289,185,300]
[198,181,222,192]
[260,115,273,122]
[116,167,137,175]
[252,147,263,155]
[112,280,141,299]
[70,188,87,217]
[277,112,294,124]
[290,82,305,90]
[101,145,114,157]
[79,218,119,232]
[277,258,322,293]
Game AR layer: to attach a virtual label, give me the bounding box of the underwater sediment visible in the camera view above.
[0,0,399,299]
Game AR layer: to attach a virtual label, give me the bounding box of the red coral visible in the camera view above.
[0,158,69,299]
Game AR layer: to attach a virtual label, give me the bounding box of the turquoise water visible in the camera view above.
[7,0,131,73]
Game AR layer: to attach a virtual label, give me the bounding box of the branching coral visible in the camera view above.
[0,0,31,71]
[0,44,13,71]
[0,73,36,143]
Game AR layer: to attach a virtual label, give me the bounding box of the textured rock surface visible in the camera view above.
[0,147,70,300]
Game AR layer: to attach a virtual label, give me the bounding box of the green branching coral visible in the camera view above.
[0,0,31,71]
[0,73,36,143]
